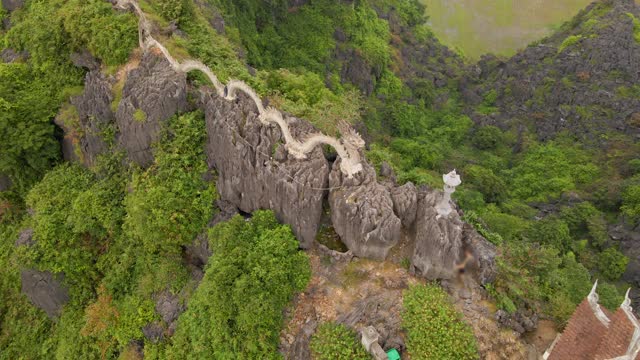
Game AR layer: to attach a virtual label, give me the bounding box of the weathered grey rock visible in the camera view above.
[411,190,464,280]
[611,222,640,313]
[0,174,12,192]
[495,309,539,334]
[116,52,188,167]
[462,223,498,285]
[21,269,69,318]
[15,228,34,247]
[329,160,401,260]
[1,48,26,63]
[202,91,329,249]
[142,322,164,343]
[379,161,396,182]
[390,182,418,228]
[338,293,404,353]
[70,70,115,166]
[287,319,317,360]
[155,290,183,326]
[336,47,378,96]
[461,0,640,143]
[52,113,80,164]
[70,50,100,71]
[1,0,24,12]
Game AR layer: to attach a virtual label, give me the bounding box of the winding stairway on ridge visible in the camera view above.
[114,0,365,178]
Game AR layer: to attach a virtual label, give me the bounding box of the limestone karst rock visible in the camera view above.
[116,52,189,167]
[411,190,465,280]
[202,91,329,249]
[462,223,498,285]
[390,182,418,228]
[329,159,402,260]
[68,70,115,166]
[20,269,69,318]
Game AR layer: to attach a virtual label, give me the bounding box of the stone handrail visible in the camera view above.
[114,0,364,177]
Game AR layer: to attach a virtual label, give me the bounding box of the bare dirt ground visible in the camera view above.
[279,247,536,360]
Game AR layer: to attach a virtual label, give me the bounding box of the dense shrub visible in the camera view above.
[472,126,504,150]
[23,164,99,298]
[166,211,310,358]
[402,284,478,360]
[310,323,370,360]
[124,111,215,255]
[621,184,640,222]
[598,248,629,281]
[0,64,64,194]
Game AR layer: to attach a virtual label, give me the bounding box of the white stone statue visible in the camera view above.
[435,170,461,219]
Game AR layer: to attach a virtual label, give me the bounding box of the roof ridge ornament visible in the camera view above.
[588,280,611,327]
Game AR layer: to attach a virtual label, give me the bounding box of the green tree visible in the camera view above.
[621,184,640,222]
[526,217,572,252]
[465,165,507,203]
[124,112,216,255]
[166,211,311,359]
[598,248,629,281]
[472,125,504,150]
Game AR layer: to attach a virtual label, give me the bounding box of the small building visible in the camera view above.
[544,281,640,360]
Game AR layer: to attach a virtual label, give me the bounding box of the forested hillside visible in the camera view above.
[1,0,639,358]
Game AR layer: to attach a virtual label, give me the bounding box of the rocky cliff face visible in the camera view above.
[69,70,115,166]
[462,0,640,144]
[201,90,329,249]
[329,160,402,260]
[116,52,189,167]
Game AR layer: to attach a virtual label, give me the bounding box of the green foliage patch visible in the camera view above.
[166,211,311,359]
[310,323,370,360]
[402,283,478,360]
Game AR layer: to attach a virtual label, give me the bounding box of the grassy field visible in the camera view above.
[421,0,594,60]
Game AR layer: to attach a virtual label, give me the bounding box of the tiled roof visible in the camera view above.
[547,298,609,360]
[594,308,636,359]
[546,286,640,360]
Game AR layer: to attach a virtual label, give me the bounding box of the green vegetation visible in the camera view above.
[402,284,478,359]
[310,323,370,360]
[165,211,311,358]
[558,35,583,53]
[1,0,638,356]
[132,108,147,122]
[627,13,640,43]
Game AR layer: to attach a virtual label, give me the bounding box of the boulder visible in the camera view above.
[329,160,401,260]
[202,91,329,249]
[21,269,69,318]
[116,51,188,167]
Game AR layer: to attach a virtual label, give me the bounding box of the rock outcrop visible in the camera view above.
[463,223,498,285]
[116,51,189,167]
[411,190,464,280]
[202,91,329,249]
[20,269,69,318]
[462,0,640,143]
[329,160,402,260]
[390,182,418,228]
[68,70,116,166]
